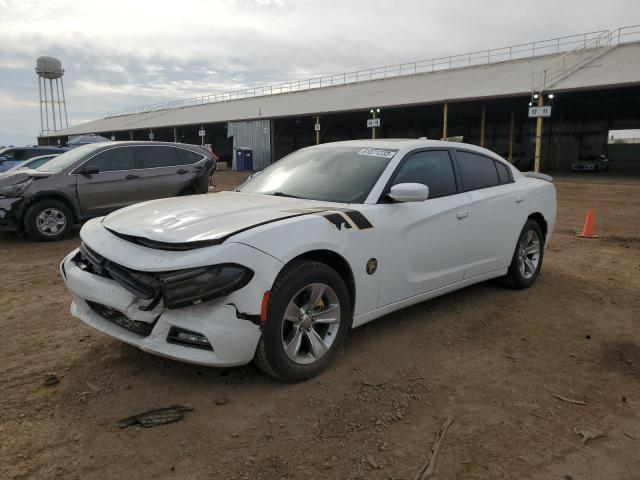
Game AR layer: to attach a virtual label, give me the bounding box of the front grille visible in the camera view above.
[77,243,159,300]
[87,301,156,336]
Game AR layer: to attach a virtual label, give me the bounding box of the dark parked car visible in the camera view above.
[0,141,216,241]
[2,154,60,173]
[66,134,112,148]
[0,146,68,172]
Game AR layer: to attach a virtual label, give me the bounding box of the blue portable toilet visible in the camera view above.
[235,147,254,171]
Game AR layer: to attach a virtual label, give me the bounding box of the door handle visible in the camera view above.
[125,174,139,180]
[515,195,525,203]
[456,210,469,220]
[176,169,189,175]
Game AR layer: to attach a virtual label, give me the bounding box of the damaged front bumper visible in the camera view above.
[60,240,278,366]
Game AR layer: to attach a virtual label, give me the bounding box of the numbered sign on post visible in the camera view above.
[528,106,552,118]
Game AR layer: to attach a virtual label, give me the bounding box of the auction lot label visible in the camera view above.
[357,148,397,158]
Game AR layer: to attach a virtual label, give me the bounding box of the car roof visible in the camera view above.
[309,139,506,160]
[3,145,67,150]
[87,141,206,150]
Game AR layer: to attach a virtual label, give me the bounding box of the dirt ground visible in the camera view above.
[1,172,639,480]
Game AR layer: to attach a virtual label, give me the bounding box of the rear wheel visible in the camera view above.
[254,260,351,381]
[24,200,73,242]
[502,219,544,289]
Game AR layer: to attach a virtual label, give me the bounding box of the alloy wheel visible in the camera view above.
[281,283,341,365]
[517,229,540,279]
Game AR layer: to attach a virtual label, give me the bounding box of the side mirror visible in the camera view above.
[249,170,262,179]
[79,165,100,175]
[388,183,430,203]
[0,156,7,164]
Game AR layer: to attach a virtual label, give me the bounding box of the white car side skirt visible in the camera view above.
[351,268,507,328]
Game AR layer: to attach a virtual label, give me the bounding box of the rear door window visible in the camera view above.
[455,150,500,191]
[390,150,457,198]
[84,147,136,172]
[136,146,181,168]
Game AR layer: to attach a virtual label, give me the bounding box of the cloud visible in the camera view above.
[0,0,638,144]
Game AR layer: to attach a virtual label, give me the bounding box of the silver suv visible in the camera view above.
[0,142,216,241]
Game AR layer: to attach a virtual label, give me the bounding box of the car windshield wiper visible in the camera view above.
[270,191,303,199]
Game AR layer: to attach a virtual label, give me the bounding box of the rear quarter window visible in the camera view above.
[176,148,205,165]
[495,161,513,184]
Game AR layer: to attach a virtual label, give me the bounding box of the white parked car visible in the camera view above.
[60,140,556,381]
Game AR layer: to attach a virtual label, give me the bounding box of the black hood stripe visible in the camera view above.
[338,210,373,229]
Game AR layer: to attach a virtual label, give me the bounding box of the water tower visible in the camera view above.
[35,56,69,134]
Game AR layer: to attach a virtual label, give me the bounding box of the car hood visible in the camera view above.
[102,191,346,246]
[0,169,51,184]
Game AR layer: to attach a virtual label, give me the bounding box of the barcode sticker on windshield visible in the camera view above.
[357,148,397,159]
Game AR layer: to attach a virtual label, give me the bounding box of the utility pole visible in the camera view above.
[315,115,320,144]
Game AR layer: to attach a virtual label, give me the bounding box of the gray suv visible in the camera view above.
[0,141,216,241]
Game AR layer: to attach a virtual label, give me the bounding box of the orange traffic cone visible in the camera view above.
[577,209,598,238]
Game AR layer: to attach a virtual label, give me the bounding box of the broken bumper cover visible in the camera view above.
[60,249,262,367]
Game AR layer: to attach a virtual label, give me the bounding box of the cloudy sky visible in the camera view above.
[0,0,638,145]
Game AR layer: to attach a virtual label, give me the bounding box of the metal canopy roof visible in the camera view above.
[42,41,640,138]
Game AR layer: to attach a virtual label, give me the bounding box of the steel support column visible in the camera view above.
[508,110,515,162]
[534,95,543,172]
[480,107,486,147]
[442,103,448,139]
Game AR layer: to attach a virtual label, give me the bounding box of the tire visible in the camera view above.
[501,219,544,289]
[254,260,351,382]
[24,200,73,242]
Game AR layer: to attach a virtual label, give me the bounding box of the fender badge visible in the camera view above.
[366,258,377,275]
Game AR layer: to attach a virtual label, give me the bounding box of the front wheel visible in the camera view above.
[254,260,351,381]
[24,200,73,241]
[502,219,544,289]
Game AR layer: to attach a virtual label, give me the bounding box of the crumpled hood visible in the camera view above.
[102,191,343,245]
[0,169,51,185]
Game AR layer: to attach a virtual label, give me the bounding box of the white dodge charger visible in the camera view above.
[61,140,556,381]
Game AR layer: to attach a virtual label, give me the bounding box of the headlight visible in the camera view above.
[0,179,32,198]
[158,264,253,309]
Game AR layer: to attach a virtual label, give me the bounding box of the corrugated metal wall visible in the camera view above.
[227,119,272,170]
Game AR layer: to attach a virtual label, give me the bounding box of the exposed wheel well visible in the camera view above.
[26,195,77,223]
[286,250,356,315]
[528,212,548,240]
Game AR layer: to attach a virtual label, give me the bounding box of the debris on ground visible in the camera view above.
[118,405,193,429]
[553,394,588,406]
[413,416,455,480]
[366,454,380,469]
[85,381,101,393]
[575,427,605,443]
[43,375,60,387]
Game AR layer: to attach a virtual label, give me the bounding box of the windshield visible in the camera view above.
[35,144,102,173]
[237,146,396,203]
